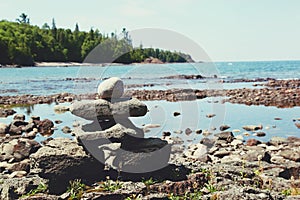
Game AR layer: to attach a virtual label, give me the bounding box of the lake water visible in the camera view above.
[1,60,300,96]
[0,61,299,143]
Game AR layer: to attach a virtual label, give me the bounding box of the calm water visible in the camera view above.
[0,60,299,96]
[0,98,299,143]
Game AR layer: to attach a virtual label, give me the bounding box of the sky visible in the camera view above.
[1,0,300,61]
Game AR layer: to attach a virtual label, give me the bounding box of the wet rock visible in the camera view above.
[98,77,124,99]
[162,131,171,137]
[38,119,54,135]
[54,120,62,124]
[173,111,181,117]
[274,117,282,120]
[53,105,70,114]
[295,122,300,129]
[242,125,263,131]
[206,114,216,118]
[0,108,16,118]
[214,132,234,143]
[254,132,266,137]
[8,120,28,135]
[195,129,202,134]
[61,126,72,134]
[246,139,262,146]
[185,128,192,135]
[219,125,230,131]
[13,114,25,121]
[173,130,183,134]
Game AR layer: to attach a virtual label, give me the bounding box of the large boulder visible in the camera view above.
[29,138,104,194]
[98,77,124,99]
[70,98,148,120]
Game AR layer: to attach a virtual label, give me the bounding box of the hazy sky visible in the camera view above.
[1,0,300,61]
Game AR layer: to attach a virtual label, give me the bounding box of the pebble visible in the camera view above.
[185,128,192,135]
[173,112,181,117]
[206,114,216,118]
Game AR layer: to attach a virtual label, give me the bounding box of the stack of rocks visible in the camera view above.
[71,77,171,173]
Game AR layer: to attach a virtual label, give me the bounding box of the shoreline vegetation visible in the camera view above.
[0,15,193,67]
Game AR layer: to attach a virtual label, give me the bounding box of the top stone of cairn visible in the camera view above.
[98,77,124,99]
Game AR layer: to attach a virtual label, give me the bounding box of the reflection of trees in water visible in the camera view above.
[19,105,35,115]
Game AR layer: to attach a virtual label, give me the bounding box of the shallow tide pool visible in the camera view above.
[0,98,299,144]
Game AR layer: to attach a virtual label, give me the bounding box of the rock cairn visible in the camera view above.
[70,77,171,173]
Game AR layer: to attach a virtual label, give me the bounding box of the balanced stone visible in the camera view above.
[98,77,124,99]
[70,98,147,120]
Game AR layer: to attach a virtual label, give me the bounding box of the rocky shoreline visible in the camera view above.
[0,128,299,199]
[1,79,299,110]
[0,78,300,199]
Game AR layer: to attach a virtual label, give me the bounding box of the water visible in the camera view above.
[1,98,299,143]
[0,60,299,143]
[0,60,299,96]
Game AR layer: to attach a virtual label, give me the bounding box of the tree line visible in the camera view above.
[0,14,192,66]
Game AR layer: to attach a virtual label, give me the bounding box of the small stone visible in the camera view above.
[242,125,263,131]
[274,117,282,120]
[162,131,171,137]
[206,114,216,118]
[231,139,243,146]
[246,139,261,146]
[173,111,181,117]
[220,125,230,131]
[254,132,266,137]
[62,126,72,134]
[214,150,230,158]
[54,120,63,124]
[54,105,70,113]
[295,123,300,129]
[13,114,25,121]
[185,128,192,135]
[195,129,202,134]
[173,130,183,134]
[202,130,212,137]
[232,129,240,133]
[38,119,54,135]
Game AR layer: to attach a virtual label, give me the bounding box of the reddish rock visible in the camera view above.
[246,139,261,146]
[38,119,54,135]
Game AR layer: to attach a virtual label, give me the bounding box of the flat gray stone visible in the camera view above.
[70,98,147,120]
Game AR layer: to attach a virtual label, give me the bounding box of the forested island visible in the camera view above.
[0,14,193,66]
